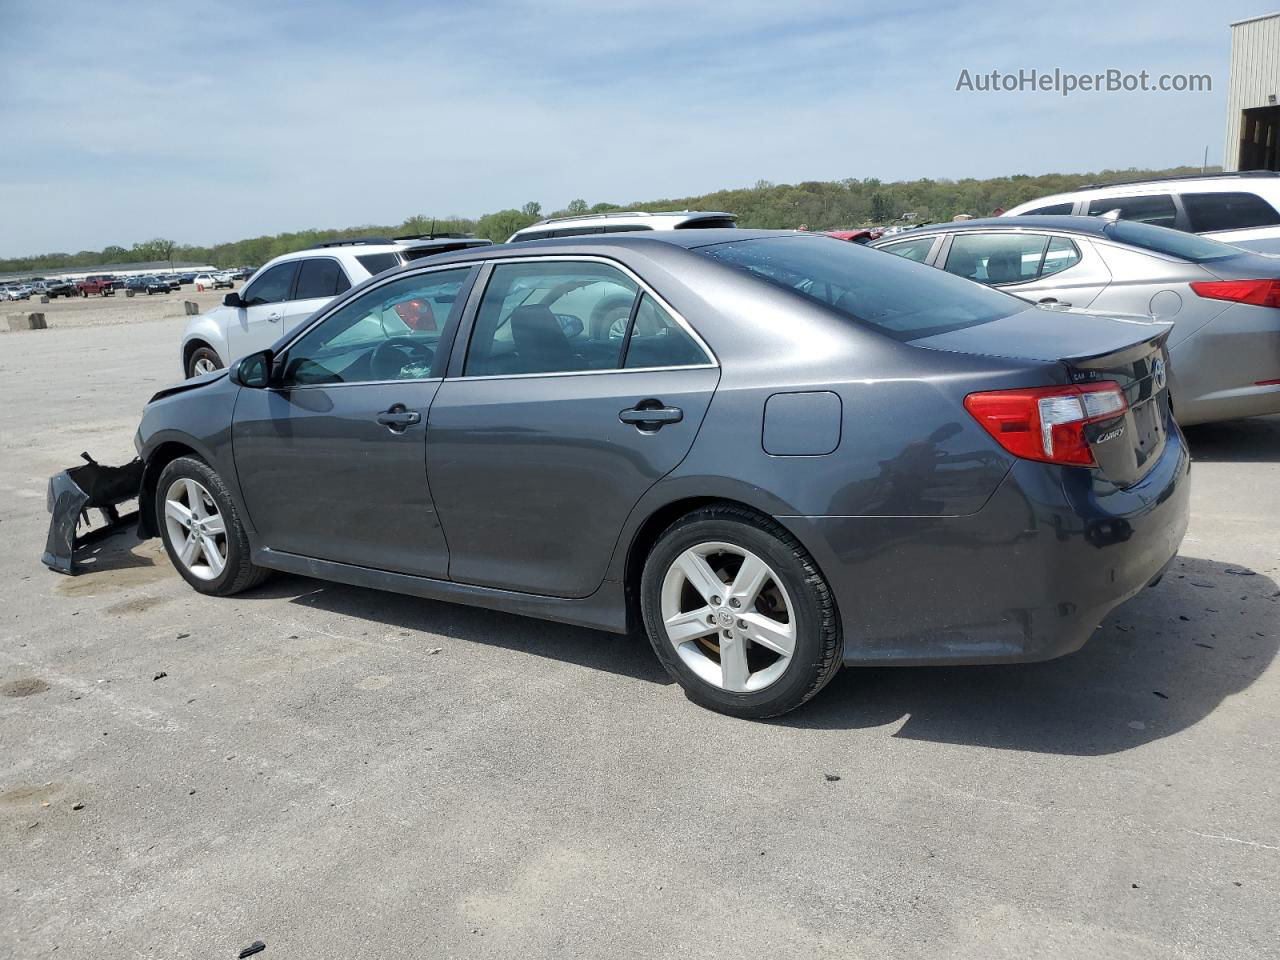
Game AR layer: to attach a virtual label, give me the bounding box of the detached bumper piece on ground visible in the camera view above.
[42,453,145,574]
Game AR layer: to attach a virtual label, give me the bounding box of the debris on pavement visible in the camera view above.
[238,940,266,958]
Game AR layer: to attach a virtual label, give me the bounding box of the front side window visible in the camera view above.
[697,235,1020,341]
[1182,191,1280,232]
[463,261,640,376]
[294,258,351,300]
[943,233,1048,285]
[878,237,935,263]
[241,261,297,306]
[280,267,472,386]
[1087,193,1177,228]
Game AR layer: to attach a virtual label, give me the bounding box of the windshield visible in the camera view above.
[1104,220,1237,262]
[696,235,1021,341]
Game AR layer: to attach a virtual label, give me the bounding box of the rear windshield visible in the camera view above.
[696,235,1021,341]
[356,252,403,275]
[1103,220,1236,262]
[676,217,737,229]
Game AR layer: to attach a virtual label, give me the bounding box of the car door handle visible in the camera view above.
[1038,297,1071,307]
[619,402,683,428]
[376,405,421,432]
[267,311,282,322]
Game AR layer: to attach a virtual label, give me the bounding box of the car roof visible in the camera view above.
[874,216,1112,239]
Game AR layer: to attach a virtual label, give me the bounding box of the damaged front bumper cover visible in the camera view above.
[42,453,146,574]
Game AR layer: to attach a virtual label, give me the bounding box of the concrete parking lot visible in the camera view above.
[1,309,1278,959]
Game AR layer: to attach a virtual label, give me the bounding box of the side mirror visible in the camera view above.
[231,349,274,388]
[223,291,245,308]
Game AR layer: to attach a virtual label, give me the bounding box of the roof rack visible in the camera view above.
[1077,170,1279,190]
[309,236,396,249]
[529,210,737,227]
[392,232,474,241]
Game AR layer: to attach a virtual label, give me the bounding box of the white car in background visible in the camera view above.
[506,210,737,242]
[193,273,234,291]
[180,236,491,378]
[1003,171,1280,254]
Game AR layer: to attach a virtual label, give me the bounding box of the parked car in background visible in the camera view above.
[872,215,1280,425]
[135,230,1188,718]
[180,238,413,378]
[825,229,882,244]
[76,275,117,297]
[44,279,77,298]
[139,276,179,294]
[178,273,197,285]
[1003,171,1280,254]
[194,273,234,291]
[507,210,737,243]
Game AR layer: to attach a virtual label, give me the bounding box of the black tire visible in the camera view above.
[154,456,270,596]
[640,503,842,719]
[185,345,223,379]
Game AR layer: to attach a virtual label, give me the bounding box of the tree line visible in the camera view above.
[1,165,1216,274]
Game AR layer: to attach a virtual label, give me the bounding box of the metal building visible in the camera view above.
[1224,12,1280,171]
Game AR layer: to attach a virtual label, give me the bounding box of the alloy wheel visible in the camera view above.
[163,478,227,580]
[659,541,796,692]
[192,357,217,376]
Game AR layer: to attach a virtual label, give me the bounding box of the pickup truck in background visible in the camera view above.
[76,275,117,297]
[44,279,79,298]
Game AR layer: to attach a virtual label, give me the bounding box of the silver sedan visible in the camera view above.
[872,216,1280,425]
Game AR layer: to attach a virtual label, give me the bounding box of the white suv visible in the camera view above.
[180,236,490,378]
[507,210,737,243]
[1003,172,1280,254]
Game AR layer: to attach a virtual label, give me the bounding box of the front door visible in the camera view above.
[232,266,477,577]
[228,260,298,361]
[427,259,720,598]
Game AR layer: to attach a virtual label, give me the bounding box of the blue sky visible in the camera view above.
[0,0,1274,257]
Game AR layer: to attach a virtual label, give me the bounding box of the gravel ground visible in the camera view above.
[0,319,1277,960]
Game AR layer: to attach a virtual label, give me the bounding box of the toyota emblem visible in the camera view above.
[1151,356,1167,392]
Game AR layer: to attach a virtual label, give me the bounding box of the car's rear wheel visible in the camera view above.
[155,456,269,596]
[640,504,842,719]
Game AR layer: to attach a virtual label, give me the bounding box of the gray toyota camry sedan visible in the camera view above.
[133,231,1190,718]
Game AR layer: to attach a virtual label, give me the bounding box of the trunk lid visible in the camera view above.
[915,306,1172,487]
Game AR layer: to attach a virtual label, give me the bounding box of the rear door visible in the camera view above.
[426,257,719,597]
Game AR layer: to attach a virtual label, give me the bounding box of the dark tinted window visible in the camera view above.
[1020,202,1075,216]
[1086,194,1177,228]
[1182,192,1280,232]
[1103,220,1236,262]
[511,230,552,242]
[622,294,708,368]
[604,224,654,233]
[699,236,1021,341]
[241,261,297,306]
[294,258,350,299]
[676,217,736,229]
[355,252,402,276]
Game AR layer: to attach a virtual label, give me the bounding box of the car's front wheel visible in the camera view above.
[155,456,269,596]
[186,346,222,379]
[640,504,842,719]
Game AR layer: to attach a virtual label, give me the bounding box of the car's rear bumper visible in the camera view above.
[778,423,1191,666]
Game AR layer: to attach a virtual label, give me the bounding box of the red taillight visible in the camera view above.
[964,382,1128,466]
[1189,279,1280,308]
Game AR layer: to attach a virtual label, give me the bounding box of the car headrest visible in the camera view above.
[510,304,575,370]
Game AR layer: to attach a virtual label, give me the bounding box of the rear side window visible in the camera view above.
[943,233,1048,285]
[356,252,402,276]
[622,295,708,368]
[241,261,298,306]
[698,236,1021,342]
[1040,237,1082,278]
[1181,192,1280,232]
[1020,202,1075,215]
[878,237,935,263]
[1087,194,1177,228]
[294,258,351,299]
[676,217,736,229]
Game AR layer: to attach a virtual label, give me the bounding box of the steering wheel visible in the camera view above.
[370,337,434,380]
